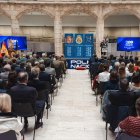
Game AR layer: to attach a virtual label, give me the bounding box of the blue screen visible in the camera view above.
[117,37,140,51]
[0,36,27,50]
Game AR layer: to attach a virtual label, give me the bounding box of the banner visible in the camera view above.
[64,33,93,59]
[66,59,89,69]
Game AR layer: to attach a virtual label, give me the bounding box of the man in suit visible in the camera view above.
[10,72,43,129]
[52,56,63,80]
[28,67,50,108]
[45,61,56,76]
[39,64,51,83]
[109,79,135,106]
[107,79,135,131]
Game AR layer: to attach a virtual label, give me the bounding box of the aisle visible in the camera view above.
[26,70,114,140]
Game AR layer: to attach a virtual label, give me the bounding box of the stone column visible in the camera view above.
[11,16,21,35]
[96,16,104,58]
[54,9,63,56]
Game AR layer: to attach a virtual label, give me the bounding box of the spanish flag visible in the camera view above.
[1,42,9,56]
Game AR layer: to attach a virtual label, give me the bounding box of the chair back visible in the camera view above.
[12,102,35,117]
[0,130,17,140]
[99,82,109,95]
[106,105,132,130]
[116,133,140,140]
[37,89,48,101]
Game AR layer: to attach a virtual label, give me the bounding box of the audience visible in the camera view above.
[1,52,140,139]
[89,54,140,136]
[0,52,66,138]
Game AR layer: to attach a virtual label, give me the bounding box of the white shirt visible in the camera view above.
[98,71,110,83]
[0,117,23,140]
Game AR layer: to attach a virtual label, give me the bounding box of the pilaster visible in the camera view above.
[54,8,63,56]
[11,16,21,35]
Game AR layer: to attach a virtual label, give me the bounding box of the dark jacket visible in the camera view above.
[109,90,135,106]
[39,71,51,83]
[10,84,38,108]
[28,79,50,101]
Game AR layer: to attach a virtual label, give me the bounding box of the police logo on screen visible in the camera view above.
[125,40,134,50]
[125,40,133,47]
[70,60,89,69]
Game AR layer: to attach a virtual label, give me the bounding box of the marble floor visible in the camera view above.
[25,70,115,140]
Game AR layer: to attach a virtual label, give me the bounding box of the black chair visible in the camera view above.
[12,102,38,140]
[96,81,108,106]
[105,104,132,140]
[49,74,58,103]
[0,130,17,140]
[115,133,140,140]
[37,89,50,119]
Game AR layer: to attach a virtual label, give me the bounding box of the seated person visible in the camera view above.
[6,71,17,93]
[0,93,23,140]
[107,79,135,131]
[52,56,63,80]
[118,97,140,138]
[129,72,140,91]
[28,67,50,108]
[101,71,119,119]
[39,64,51,83]
[0,64,11,81]
[106,71,119,90]
[45,61,56,76]
[10,72,44,129]
[118,66,127,80]
[98,64,110,83]
[109,79,135,107]
[126,63,134,82]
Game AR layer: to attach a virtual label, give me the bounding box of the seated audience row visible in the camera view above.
[89,54,140,138]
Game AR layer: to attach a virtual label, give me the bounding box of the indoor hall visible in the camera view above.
[25,70,114,140]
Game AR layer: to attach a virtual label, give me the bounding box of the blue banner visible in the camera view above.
[64,33,93,59]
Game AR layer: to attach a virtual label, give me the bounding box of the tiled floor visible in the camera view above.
[25,70,115,140]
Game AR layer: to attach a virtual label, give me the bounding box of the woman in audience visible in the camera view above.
[98,64,110,83]
[129,72,140,91]
[118,97,140,138]
[126,63,134,82]
[0,93,23,140]
[118,66,127,80]
[107,71,119,90]
[101,71,119,120]
[113,62,120,73]
[97,63,104,74]
[134,60,140,72]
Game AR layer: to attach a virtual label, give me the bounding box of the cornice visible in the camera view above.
[0,1,140,5]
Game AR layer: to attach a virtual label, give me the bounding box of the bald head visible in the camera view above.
[18,72,28,83]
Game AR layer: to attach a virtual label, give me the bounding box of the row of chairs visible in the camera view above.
[0,73,66,140]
